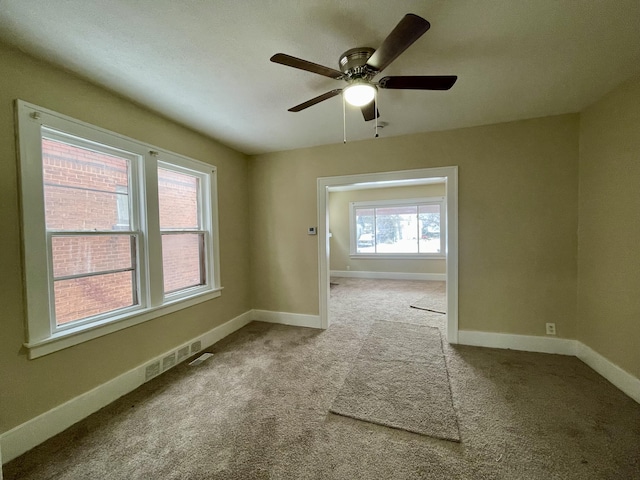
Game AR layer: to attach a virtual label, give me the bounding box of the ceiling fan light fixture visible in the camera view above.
[343,83,376,107]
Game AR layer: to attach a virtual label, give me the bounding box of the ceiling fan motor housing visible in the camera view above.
[339,47,377,81]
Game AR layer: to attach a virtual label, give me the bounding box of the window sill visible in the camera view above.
[24,287,223,359]
[349,254,446,260]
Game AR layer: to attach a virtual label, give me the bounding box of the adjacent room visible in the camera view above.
[327,177,449,327]
[1,2,639,479]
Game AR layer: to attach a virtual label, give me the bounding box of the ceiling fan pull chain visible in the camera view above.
[375,92,379,138]
[343,94,347,144]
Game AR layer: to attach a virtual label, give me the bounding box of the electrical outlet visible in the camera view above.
[145,361,161,381]
[162,353,176,371]
[545,323,556,335]
[191,340,202,354]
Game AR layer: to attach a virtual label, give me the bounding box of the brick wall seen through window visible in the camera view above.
[43,139,202,325]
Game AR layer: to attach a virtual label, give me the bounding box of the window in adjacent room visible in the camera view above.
[350,197,446,257]
[16,100,222,358]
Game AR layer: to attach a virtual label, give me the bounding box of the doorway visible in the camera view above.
[317,166,459,343]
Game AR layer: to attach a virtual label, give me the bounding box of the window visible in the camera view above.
[16,100,221,358]
[350,197,446,257]
[157,165,207,295]
[42,132,139,327]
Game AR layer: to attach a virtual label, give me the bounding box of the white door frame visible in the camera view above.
[317,166,459,344]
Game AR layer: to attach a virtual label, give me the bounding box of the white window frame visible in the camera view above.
[349,197,446,259]
[16,100,222,358]
[157,160,213,301]
[41,128,143,334]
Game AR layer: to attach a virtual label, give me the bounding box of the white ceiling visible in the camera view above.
[1,1,639,155]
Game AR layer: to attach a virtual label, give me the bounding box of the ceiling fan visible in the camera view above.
[270,13,457,121]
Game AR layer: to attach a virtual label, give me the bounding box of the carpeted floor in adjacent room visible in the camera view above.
[4,278,640,479]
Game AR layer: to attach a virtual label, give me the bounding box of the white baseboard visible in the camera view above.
[330,270,446,281]
[251,309,322,329]
[576,342,640,404]
[457,330,639,404]
[457,330,578,355]
[0,310,254,464]
[199,311,253,348]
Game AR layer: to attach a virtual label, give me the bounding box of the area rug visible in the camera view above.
[329,321,460,442]
[410,295,446,314]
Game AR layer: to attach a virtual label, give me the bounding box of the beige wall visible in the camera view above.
[0,43,251,433]
[329,184,446,274]
[249,114,580,337]
[577,75,640,379]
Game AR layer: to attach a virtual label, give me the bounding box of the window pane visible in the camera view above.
[42,137,130,231]
[54,271,135,325]
[419,204,441,253]
[51,235,134,278]
[162,234,204,294]
[158,167,200,229]
[375,206,418,253]
[355,208,375,253]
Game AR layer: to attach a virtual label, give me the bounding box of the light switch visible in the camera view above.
[308,227,317,235]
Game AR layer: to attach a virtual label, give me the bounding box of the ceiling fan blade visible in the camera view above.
[271,53,343,79]
[378,75,457,90]
[288,89,343,112]
[366,14,430,73]
[361,102,380,121]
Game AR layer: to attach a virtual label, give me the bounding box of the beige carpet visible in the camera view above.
[410,280,446,313]
[330,321,460,441]
[4,278,640,479]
